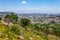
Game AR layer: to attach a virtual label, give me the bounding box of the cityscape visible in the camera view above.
[0,12,60,23]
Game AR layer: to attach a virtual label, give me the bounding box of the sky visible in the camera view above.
[0,0,60,13]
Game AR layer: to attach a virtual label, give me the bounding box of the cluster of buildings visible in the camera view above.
[0,12,60,23]
[18,13,60,23]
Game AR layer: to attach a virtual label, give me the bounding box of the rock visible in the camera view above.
[37,35,40,38]
[48,34,60,40]
[1,20,14,27]
[19,36,24,40]
[30,37,33,40]
[27,28,31,31]
[8,22,14,26]
[4,38,9,40]
[0,32,2,38]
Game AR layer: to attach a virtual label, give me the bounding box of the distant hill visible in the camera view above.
[0,12,13,17]
[0,12,60,18]
[17,13,60,18]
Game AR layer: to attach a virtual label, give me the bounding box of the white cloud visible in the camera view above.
[0,7,60,14]
[22,1,27,5]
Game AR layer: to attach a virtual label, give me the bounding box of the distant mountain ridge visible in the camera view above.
[0,12,13,14]
[0,12,60,18]
[0,12,12,17]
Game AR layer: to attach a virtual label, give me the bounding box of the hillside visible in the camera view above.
[0,20,60,40]
[0,13,60,40]
[0,12,14,17]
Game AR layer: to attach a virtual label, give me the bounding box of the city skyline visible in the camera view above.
[0,0,60,13]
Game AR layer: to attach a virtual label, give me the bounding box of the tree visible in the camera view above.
[5,14,11,22]
[5,14,11,19]
[4,13,18,23]
[49,21,55,24]
[20,18,30,27]
[10,13,18,23]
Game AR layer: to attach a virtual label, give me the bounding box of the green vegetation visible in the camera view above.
[5,13,18,23]
[10,26,20,35]
[0,13,60,40]
[20,18,30,27]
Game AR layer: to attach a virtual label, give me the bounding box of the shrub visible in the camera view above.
[4,13,18,23]
[10,26,20,35]
[34,24,40,31]
[20,18,30,27]
[49,21,56,24]
[51,26,60,36]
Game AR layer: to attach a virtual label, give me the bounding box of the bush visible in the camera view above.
[10,26,20,35]
[51,25,60,36]
[34,24,40,31]
[20,18,30,27]
[4,13,18,23]
[49,21,56,24]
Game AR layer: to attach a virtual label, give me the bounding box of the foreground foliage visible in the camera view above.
[0,21,60,40]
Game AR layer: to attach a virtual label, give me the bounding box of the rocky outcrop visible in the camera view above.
[19,36,24,40]
[0,32,2,38]
[1,20,14,26]
[4,38,9,40]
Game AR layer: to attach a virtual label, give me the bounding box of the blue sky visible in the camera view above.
[0,0,60,13]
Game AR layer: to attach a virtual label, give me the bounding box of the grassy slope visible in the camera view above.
[0,21,60,40]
